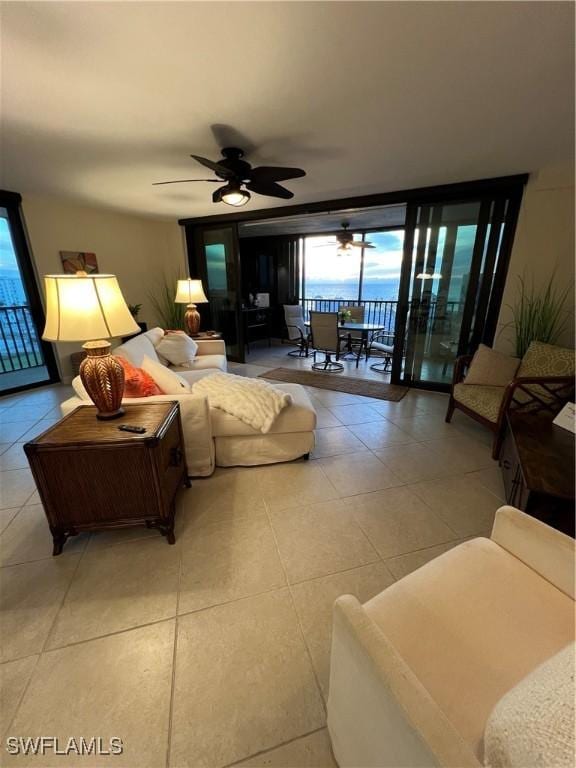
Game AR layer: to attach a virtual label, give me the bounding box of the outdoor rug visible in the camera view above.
[258,368,408,401]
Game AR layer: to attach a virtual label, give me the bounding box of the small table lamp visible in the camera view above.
[43,271,139,420]
[174,278,208,336]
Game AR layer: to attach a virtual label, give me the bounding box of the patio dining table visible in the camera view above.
[305,320,386,368]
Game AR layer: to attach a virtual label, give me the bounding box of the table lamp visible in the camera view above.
[43,272,139,420]
[174,278,208,336]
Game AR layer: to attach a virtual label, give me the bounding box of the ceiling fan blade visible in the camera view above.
[245,181,294,199]
[350,241,375,248]
[152,179,221,185]
[249,166,306,183]
[191,154,233,178]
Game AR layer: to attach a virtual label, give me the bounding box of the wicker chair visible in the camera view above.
[446,341,575,459]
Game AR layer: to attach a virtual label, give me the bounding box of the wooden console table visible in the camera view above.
[24,402,190,554]
[243,307,272,352]
[500,411,575,537]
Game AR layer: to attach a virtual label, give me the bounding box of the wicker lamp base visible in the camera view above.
[79,340,125,420]
[184,304,201,336]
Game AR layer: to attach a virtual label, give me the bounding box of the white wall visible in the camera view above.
[494,164,575,355]
[22,194,186,379]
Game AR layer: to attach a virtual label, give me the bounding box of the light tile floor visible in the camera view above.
[0,370,505,767]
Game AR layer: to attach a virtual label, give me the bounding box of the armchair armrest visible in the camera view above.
[195,338,226,356]
[285,323,307,341]
[328,595,480,768]
[499,374,574,417]
[491,506,575,599]
[452,354,473,386]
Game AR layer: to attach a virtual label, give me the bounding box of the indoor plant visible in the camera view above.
[148,274,185,330]
[506,272,571,358]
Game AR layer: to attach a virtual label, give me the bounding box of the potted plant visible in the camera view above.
[506,272,571,358]
[148,274,186,330]
[338,309,351,325]
[127,303,147,335]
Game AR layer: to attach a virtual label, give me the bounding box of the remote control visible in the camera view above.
[118,424,147,434]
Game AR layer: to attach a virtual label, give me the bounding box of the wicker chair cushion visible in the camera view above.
[465,344,520,387]
[453,383,505,423]
[517,341,575,379]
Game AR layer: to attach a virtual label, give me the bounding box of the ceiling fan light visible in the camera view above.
[220,185,250,207]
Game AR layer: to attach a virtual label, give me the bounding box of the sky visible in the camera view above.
[303,226,478,287]
[304,230,404,282]
[0,218,18,273]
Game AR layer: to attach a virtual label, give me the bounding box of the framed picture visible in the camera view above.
[59,251,98,274]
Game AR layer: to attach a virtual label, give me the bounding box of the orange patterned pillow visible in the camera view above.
[116,356,163,397]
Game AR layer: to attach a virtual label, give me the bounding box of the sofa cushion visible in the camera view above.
[141,354,191,395]
[210,382,316,437]
[465,345,520,387]
[517,341,575,379]
[484,642,575,768]
[453,382,504,423]
[364,538,575,760]
[116,356,162,397]
[156,331,198,366]
[173,354,227,373]
[72,375,91,401]
[114,332,161,367]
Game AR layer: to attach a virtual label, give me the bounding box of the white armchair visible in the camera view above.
[327,507,575,767]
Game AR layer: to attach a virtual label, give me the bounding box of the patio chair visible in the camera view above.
[310,311,345,372]
[366,331,394,372]
[283,304,309,358]
[340,305,365,356]
[446,340,575,459]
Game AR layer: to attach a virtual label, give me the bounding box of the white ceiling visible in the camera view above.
[1,1,573,221]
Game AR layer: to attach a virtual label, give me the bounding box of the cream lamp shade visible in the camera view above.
[43,273,139,341]
[174,279,208,305]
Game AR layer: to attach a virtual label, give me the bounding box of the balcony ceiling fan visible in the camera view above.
[153,147,306,207]
[336,222,375,252]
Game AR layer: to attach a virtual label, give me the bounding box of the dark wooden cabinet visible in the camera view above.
[24,402,190,554]
[500,412,575,537]
[243,307,272,351]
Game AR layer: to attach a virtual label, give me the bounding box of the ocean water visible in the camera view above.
[305,278,400,302]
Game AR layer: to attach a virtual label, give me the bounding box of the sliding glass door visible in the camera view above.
[0,194,59,395]
[392,191,522,389]
[190,223,244,361]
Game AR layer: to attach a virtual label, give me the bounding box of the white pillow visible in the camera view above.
[155,331,198,367]
[484,643,575,768]
[141,354,191,395]
[72,375,91,401]
[143,327,165,347]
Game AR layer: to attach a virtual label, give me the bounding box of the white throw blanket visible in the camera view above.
[192,373,292,433]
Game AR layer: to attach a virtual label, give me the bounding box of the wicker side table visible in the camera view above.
[24,401,190,554]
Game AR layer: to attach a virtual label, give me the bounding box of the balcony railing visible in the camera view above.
[301,298,398,333]
[301,297,466,340]
[0,306,46,373]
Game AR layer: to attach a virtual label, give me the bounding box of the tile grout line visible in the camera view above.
[262,496,328,717]
[165,534,184,768]
[2,542,88,738]
[222,726,329,768]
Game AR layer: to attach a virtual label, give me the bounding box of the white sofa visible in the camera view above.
[60,328,316,477]
[327,506,575,767]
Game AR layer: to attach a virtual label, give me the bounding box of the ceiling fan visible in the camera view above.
[153,147,306,207]
[336,222,375,253]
